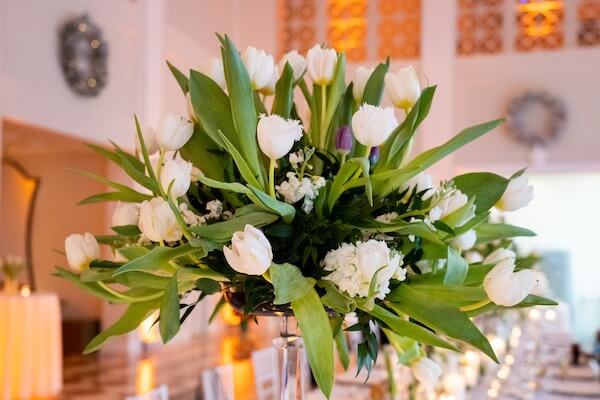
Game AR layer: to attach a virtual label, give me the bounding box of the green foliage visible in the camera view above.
[453,172,509,213]
[160,274,181,343]
[272,63,295,118]
[476,223,536,243]
[444,247,469,285]
[270,263,315,304]
[191,211,279,242]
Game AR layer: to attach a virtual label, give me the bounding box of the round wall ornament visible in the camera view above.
[506,91,566,147]
[59,14,108,96]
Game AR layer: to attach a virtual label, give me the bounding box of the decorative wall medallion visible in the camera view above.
[506,91,566,147]
[59,14,108,96]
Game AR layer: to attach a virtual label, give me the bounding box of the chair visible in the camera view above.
[251,347,279,400]
[125,384,169,400]
[202,364,235,400]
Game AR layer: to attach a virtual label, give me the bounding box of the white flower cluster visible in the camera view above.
[276,172,326,213]
[288,150,304,170]
[322,240,405,300]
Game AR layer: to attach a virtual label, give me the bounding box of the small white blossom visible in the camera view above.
[179,203,205,227]
[288,150,304,170]
[276,172,325,213]
[375,212,399,224]
[205,200,223,220]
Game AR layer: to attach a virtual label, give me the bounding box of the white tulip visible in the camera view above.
[483,248,516,265]
[112,202,140,227]
[352,66,374,102]
[257,114,303,160]
[223,224,273,275]
[243,46,276,91]
[306,44,337,86]
[451,229,477,251]
[351,104,398,147]
[259,69,278,96]
[186,92,197,123]
[136,126,159,155]
[65,233,100,272]
[429,190,474,225]
[155,113,194,151]
[496,175,534,211]
[411,357,442,390]
[483,258,537,307]
[160,157,193,197]
[401,172,435,200]
[138,197,182,243]
[464,251,484,264]
[278,50,307,81]
[385,66,421,110]
[199,57,226,90]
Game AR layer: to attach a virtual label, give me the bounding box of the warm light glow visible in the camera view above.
[136,358,156,395]
[505,354,515,365]
[511,326,522,339]
[544,309,556,321]
[518,1,564,37]
[488,335,507,358]
[328,0,367,61]
[222,303,242,326]
[487,387,499,398]
[443,372,466,396]
[510,337,521,348]
[490,379,501,390]
[497,365,511,380]
[138,311,160,344]
[19,285,31,297]
[438,394,457,400]
[463,350,480,366]
[529,308,541,320]
[221,336,239,364]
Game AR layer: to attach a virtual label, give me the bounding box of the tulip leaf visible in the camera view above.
[408,284,487,307]
[350,219,443,244]
[217,130,264,190]
[179,125,228,181]
[70,168,152,203]
[444,247,469,285]
[113,271,170,289]
[113,243,201,276]
[116,246,150,260]
[367,304,459,351]
[79,191,151,205]
[166,60,189,94]
[386,285,498,362]
[361,58,389,106]
[134,115,159,184]
[112,224,141,237]
[334,325,350,370]
[318,280,356,314]
[328,157,371,211]
[190,211,279,242]
[466,294,558,317]
[453,172,509,213]
[323,53,346,151]
[117,153,159,194]
[381,328,423,366]
[272,63,294,118]
[220,35,264,186]
[54,267,127,304]
[84,299,160,353]
[160,273,181,343]
[291,287,334,398]
[475,223,536,244]
[270,263,315,305]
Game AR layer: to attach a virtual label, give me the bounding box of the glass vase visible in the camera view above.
[272,316,306,400]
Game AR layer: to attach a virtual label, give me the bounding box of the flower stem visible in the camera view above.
[268,159,276,198]
[459,299,492,312]
[351,146,371,180]
[98,281,163,303]
[156,150,166,196]
[320,85,327,149]
[340,153,347,166]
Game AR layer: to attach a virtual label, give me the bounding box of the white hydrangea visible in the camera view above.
[288,150,304,170]
[322,240,405,300]
[276,172,326,213]
[375,212,399,223]
[179,203,205,227]
[205,199,223,220]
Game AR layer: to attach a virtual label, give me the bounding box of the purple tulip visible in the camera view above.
[335,125,353,155]
[369,146,380,165]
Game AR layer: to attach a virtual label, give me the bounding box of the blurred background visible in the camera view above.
[1,0,599,399]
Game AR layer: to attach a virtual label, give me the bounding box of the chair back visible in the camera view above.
[202,364,235,400]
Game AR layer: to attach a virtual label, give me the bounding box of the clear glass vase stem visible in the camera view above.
[273,316,305,400]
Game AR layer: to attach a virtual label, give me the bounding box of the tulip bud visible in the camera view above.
[483,248,516,265]
[243,46,276,91]
[136,126,159,156]
[369,146,380,165]
[451,229,476,251]
[385,66,421,110]
[199,57,226,90]
[138,197,182,242]
[400,172,435,200]
[259,69,278,96]
[351,104,398,147]
[160,157,193,198]
[411,357,442,390]
[335,126,353,155]
[278,50,307,81]
[155,113,194,151]
[223,224,273,275]
[306,44,337,86]
[257,114,303,160]
[352,66,374,103]
[112,202,140,227]
[65,232,100,272]
[496,175,534,212]
[483,258,537,306]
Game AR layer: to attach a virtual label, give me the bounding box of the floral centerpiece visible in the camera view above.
[57,35,555,397]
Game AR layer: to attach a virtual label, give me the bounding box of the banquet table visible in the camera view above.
[0,292,62,400]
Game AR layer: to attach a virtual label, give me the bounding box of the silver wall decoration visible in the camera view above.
[59,14,108,96]
[506,90,567,147]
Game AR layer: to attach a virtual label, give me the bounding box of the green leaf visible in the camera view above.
[270,263,315,305]
[166,61,189,94]
[382,328,423,365]
[195,278,221,294]
[71,168,152,203]
[386,285,498,362]
[444,247,469,285]
[134,115,159,184]
[475,223,536,243]
[361,59,389,106]
[117,153,159,194]
[179,125,227,181]
[112,224,141,237]
[54,267,126,303]
[409,284,487,307]
[178,266,228,283]
[350,219,443,244]
[113,243,200,275]
[160,274,181,343]
[113,271,170,289]
[272,63,294,118]
[79,191,150,205]
[84,300,159,353]
[221,36,263,184]
[323,53,346,150]
[334,327,350,370]
[191,211,279,242]
[453,172,509,213]
[318,280,356,314]
[368,304,458,351]
[328,157,371,211]
[217,130,264,190]
[116,246,150,260]
[291,288,334,398]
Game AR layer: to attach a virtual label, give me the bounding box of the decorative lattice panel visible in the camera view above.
[457,0,504,55]
[578,0,600,46]
[327,0,368,61]
[278,0,317,57]
[377,0,421,59]
[515,0,564,51]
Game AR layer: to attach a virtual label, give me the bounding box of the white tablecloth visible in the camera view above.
[0,293,62,399]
